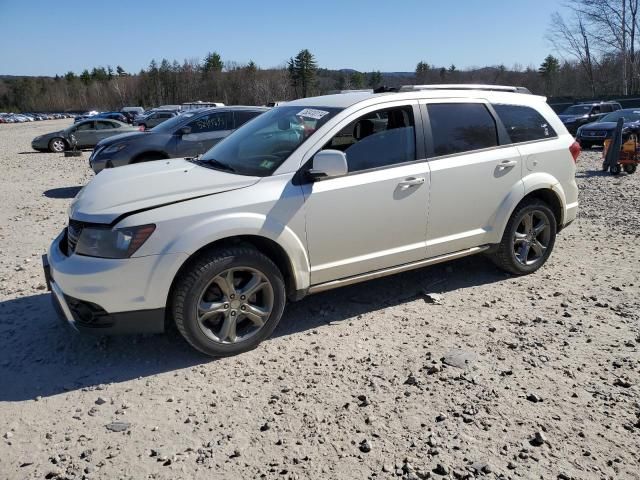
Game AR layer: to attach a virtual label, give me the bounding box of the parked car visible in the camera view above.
[32,119,141,152]
[90,106,267,172]
[576,108,640,148]
[133,110,179,130]
[44,85,579,357]
[558,101,621,134]
[93,111,128,123]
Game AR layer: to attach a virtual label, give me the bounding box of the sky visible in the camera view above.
[0,0,568,76]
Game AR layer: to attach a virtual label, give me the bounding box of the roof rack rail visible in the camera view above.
[326,89,374,94]
[399,84,531,94]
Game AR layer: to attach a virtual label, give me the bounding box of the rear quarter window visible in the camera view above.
[493,104,557,143]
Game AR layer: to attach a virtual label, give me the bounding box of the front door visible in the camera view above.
[422,100,523,257]
[72,121,95,148]
[176,111,234,158]
[303,103,430,285]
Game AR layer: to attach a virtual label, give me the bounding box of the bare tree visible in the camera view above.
[548,12,598,95]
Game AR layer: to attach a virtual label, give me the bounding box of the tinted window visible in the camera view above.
[323,106,416,172]
[188,112,232,133]
[600,104,613,113]
[95,121,114,130]
[428,103,497,156]
[562,105,591,115]
[234,110,262,128]
[493,104,556,143]
[75,122,93,131]
[599,110,640,123]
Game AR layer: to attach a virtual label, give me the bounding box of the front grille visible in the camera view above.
[67,219,83,254]
[587,131,606,137]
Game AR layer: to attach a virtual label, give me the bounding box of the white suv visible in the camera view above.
[43,85,580,356]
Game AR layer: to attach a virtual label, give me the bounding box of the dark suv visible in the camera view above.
[89,106,268,173]
[558,101,622,134]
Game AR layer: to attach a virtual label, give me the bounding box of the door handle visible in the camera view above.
[498,160,518,169]
[398,177,425,189]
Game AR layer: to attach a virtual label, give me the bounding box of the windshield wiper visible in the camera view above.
[198,158,236,173]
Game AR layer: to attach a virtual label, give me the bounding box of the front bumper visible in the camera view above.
[45,230,188,334]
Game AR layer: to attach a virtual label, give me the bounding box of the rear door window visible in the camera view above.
[493,104,557,143]
[427,103,498,156]
[234,110,263,128]
[188,111,233,133]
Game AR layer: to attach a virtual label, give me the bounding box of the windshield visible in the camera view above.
[598,110,640,123]
[151,112,194,132]
[199,106,342,176]
[562,105,592,115]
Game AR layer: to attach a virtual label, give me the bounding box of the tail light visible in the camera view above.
[569,141,581,163]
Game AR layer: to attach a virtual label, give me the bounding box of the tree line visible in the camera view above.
[2,1,639,114]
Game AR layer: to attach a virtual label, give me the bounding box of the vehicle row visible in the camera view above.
[0,112,74,123]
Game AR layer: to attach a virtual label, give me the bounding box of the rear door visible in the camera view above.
[176,111,234,157]
[94,120,120,143]
[422,100,523,257]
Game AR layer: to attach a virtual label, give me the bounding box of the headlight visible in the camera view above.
[75,224,156,258]
[102,143,127,154]
[576,127,583,136]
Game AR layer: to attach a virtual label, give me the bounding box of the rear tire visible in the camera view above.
[171,247,286,357]
[48,137,66,153]
[490,199,557,275]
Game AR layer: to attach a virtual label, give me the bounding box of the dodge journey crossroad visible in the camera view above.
[44,85,580,356]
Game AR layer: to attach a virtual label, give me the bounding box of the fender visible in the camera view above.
[163,212,311,292]
[490,172,565,244]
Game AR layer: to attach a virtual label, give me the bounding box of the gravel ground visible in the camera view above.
[0,120,639,480]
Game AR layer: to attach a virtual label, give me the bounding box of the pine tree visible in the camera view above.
[203,52,224,73]
[367,71,382,88]
[116,65,127,76]
[350,71,364,89]
[80,69,91,85]
[287,49,317,97]
[539,54,560,95]
[415,61,430,83]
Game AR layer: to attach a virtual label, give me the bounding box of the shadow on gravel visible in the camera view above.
[0,255,506,402]
[43,186,83,199]
[18,151,44,155]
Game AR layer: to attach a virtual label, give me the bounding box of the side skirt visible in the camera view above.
[306,245,490,295]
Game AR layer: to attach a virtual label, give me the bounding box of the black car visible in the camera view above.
[558,101,621,134]
[576,108,640,148]
[89,106,268,173]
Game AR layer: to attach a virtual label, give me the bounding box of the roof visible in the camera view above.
[284,85,546,110]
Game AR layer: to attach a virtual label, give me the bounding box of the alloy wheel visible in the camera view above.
[195,267,274,344]
[51,139,65,152]
[512,210,551,266]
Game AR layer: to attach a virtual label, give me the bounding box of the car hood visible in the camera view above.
[96,131,149,148]
[558,114,587,123]
[581,120,640,131]
[36,129,66,140]
[69,158,261,224]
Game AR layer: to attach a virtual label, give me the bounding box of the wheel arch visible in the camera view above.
[167,234,302,313]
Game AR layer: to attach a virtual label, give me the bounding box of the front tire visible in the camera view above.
[172,247,286,357]
[490,199,557,275]
[49,137,66,153]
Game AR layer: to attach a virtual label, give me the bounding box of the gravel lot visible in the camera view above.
[0,120,639,480]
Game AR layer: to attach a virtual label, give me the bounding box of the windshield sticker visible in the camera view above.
[296,108,330,120]
[260,159,276,169]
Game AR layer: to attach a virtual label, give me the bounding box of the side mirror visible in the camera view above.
[177,126,192,136]
[308,149,348,181]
